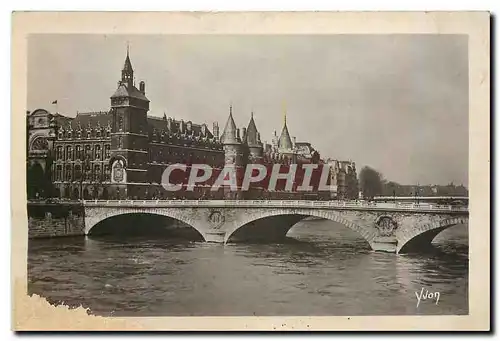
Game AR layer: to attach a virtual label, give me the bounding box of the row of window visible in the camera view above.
[58,128,111,140]
[55,144,111,161]
[149,149,222,164]
[53,164,111,182]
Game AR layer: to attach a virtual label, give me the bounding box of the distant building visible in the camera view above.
[326,159,359,200]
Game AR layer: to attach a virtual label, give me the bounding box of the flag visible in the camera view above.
[52,100,57,104]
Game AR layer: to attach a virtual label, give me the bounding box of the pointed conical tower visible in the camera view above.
[221,105,244,199]
[243,112,264,199]
[278,110,293,151]
[121,45,134,87]
[245,112,263,163]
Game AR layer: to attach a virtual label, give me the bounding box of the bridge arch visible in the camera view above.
[396,216,469,254]
[224,208,379,247]
[85,207,206,241]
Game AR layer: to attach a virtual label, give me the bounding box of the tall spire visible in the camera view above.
[221,104,238,144]
[246,111,260,146]
[278,103,293,151]
[282,101,287,125]
[121,44,134,86]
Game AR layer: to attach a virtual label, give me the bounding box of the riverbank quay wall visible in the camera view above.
[27,201,85,238]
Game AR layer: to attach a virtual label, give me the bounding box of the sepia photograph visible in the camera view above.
[12,12,490,331]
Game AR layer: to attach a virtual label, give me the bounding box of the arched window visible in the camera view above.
[65,164,72,181]
[104,165,111,181]
[56,165,62,181]
[75,145,82,160]
[85,145,92,159]
[94,164,101,181]
[66,146,73,161]
[84,164,91,181]
[104,144,111,159]
[74,164,82,181]
[56,146,63,160]
[95,145,101,160]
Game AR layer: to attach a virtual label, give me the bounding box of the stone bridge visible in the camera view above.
[81,199,469,254]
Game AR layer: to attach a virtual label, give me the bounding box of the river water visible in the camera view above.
[27,219,468,316]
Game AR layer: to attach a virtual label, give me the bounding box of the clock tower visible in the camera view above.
[109,48,150,199]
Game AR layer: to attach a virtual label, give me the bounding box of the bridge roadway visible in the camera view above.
[81,199,468,254]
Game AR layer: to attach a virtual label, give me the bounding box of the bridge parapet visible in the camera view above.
[81,199,468,214]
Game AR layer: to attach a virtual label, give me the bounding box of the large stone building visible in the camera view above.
[326,159,359,199]
[26,50,358,201]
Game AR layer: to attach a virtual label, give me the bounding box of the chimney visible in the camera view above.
[292,136,296,148]
[241,127,247,141]
[236,128,241,140]
[213,122,219,140]
[139,81,146,94]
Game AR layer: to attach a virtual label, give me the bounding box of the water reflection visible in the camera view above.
[28,220,468,316]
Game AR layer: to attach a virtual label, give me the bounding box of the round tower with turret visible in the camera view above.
[245,112,264,163]
[220,105,244,199]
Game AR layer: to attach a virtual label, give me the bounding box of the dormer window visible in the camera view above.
[68,131,72,139]
[58,131,63,139]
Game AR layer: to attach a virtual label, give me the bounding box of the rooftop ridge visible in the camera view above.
[76,111,109,116]
[147,115,205,126]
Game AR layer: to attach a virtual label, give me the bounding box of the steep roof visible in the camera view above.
[71,112,112,129]
[278,117,293,150]
[123,52,133,73]
[245,113,260,146]
[147,116,213,138]
[111,83,149,102]
[52,113,73,127]
[221,110,238,144]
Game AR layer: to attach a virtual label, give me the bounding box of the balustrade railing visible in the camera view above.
[80,199,468,212]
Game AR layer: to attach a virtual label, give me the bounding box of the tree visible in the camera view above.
[359,166,383,199]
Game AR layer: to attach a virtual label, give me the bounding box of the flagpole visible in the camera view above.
[52,100,58,114]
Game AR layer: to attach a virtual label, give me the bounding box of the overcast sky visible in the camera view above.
[27,34,468,186]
